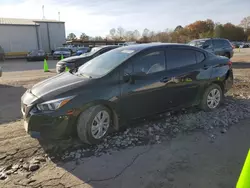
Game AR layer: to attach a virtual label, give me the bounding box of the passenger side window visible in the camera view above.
[213,40,224,48]
[166,49,196,70]
[195,51,205,63]
[133,51,165,74]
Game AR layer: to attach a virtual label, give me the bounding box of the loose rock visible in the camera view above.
[34,156,46,162]
[0,173,7,180]
[22,163,29,171]
[29,164,40,172]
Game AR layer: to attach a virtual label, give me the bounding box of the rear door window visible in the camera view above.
[213,40,225,48]
[166,49,196,70]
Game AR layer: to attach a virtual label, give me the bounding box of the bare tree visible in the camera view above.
[109,28,116,40]
[117,27,125,40]
[240,16,250,30]
[141,28,150,42]
[79,33,89,41]
[125,31,135,41]
[133,30,141,40]
[94,36,104,41]
[142,28,150,37]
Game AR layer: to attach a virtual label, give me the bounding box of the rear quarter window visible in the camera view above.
[195,51,205,63]
[222,40,232,47]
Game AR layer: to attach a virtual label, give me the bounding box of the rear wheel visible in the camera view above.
[200,84,223,111]
[77,105,111,144]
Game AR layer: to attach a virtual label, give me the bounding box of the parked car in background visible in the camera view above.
[56,45,119,73]
[76,47,90,56]
[188,38,234,58]
[26,49,48,61]
[0,45,5,61]
[231,42,241,48]
[239,43,250,48]
[53,47,72,59]
[21,43,233,144]
[0,66,2,77]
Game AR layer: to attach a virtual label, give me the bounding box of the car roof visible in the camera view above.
[95,45,119,49]
[192,38,228,41]
[116,43,196,52]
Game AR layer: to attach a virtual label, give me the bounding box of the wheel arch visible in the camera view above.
[76,100,120,132]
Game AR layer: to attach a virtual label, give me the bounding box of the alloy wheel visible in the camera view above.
[207,88,221,109]
[91,110,110,139]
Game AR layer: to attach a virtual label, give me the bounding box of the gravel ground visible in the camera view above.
[0,50,250,187]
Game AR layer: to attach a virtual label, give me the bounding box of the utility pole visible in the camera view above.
[42,5,45,19]
[58,12,60,21]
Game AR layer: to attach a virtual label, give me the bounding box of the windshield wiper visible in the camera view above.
[76,73,92,78]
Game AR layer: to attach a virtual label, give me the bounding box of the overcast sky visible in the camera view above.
[0,0,249,37]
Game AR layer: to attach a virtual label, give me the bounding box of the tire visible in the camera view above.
[77,105,112,144]
[200,84,223,111]
[225,53,230,59]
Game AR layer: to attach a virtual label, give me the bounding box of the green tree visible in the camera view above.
[67,33,77,40]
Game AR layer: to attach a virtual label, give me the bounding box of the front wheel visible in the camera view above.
[77,105,111,144]
[200,84,223,111]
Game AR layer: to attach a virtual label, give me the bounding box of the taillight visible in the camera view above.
[228,61,232,67]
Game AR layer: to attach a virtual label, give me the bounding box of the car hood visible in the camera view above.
[30,72,90,99]
[57,55,90,65]
[54,51,70,54]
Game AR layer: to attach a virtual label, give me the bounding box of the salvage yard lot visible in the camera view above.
[0,49,250,188]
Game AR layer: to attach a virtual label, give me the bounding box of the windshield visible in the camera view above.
[77,48,136,78]
[78,47,88,51]
[55,48,70,52]
[80,47,102,57]
[188,40,206,47]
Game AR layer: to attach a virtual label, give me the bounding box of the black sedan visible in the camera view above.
[26,49,48,61]
[21,43,233,144]
[56,45,119,73]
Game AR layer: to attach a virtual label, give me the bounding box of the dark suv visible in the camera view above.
[21,44,233,144]
[188,38,234,59]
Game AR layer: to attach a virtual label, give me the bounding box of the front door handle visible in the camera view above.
[203,64,209,69]
[160,77,170,83]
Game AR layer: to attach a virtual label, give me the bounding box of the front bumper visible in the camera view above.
[21,102,76,140]
[53,54,70,59]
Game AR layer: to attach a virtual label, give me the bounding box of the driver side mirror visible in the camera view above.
[203,44,209,49]
[123,73,135,84]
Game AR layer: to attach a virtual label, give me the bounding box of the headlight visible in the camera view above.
[36,96,75,111]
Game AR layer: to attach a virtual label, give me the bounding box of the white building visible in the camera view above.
[0,18,66,54]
